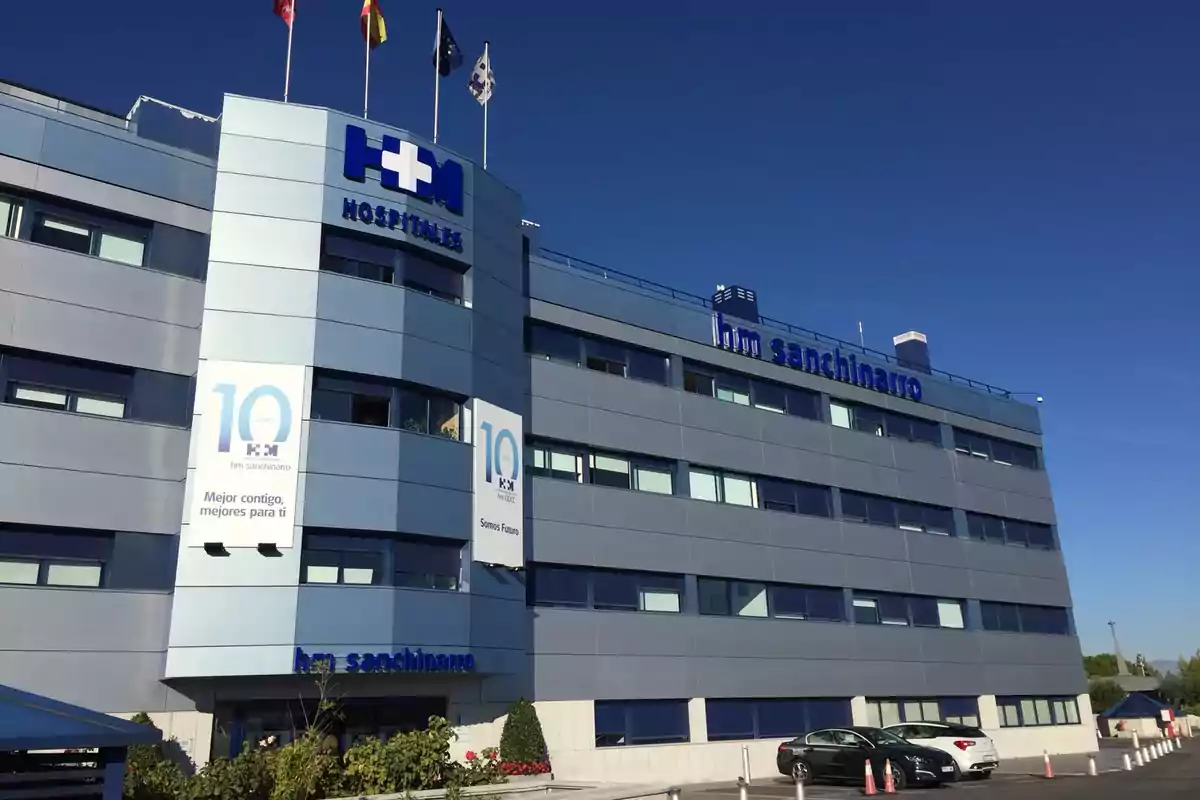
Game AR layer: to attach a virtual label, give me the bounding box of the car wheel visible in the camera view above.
[790,759,814,785]
[951,762,962,782]
[889,762,907,791]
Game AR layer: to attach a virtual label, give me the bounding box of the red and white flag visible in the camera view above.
[274,0,295,27]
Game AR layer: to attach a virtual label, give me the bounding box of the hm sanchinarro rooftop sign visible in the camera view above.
[712,313,924,402]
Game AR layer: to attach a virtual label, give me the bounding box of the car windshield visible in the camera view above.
[862,728,910,746]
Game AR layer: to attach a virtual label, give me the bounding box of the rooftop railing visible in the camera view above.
[537,247,1015,399]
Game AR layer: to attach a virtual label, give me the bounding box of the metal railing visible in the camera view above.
[537,248,1015,398]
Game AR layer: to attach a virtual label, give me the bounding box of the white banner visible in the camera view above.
[471,399,524,568]
[187,360,306,549]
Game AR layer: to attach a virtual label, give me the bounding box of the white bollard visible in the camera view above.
[1135,746,1144,767]
[1087,754,1097,776]
[1133,731,1141,751]
[1152,743,1161,759]
[1123,753,1132,771]
[738,778,748,800]
[794,773,805,800]
[1178,736,1184,750]
[668,789,681,800]
[741,745,752,785]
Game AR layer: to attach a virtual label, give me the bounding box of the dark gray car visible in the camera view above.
[776,726,957,789]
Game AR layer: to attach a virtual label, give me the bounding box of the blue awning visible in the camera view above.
[1099,691,1181,720]
[0,684,160,751]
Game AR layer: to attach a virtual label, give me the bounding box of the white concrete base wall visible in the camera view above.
[532,695,1101,783]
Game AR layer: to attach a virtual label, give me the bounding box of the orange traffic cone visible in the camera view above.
[1043,751,1054,779]
[882,760,896,794]
[863,759,878,795]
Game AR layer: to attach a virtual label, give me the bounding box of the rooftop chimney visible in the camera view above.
[893,331,931,374]
[712,285,760,323]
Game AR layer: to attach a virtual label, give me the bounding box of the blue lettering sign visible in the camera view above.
[341,197,464,254]
[711,313,923,402]
[343,125,464,215]
[293,647,475,675]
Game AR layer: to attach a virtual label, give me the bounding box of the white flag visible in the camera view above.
[468,49,495,106]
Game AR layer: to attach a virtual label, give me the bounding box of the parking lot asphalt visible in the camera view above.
[680,747,1199,800]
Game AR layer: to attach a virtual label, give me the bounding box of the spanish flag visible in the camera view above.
[361,0,387,48]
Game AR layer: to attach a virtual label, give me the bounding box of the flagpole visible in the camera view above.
[363,4,371,118]
[482,41,490,170]
[433,8,443,143]
[283,0,296,102]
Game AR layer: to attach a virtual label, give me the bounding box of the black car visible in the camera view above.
[776,726,958,790]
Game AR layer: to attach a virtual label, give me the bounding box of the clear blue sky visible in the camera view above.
[5,2,1198,659]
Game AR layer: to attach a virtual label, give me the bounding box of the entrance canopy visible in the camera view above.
[0,683,159,751]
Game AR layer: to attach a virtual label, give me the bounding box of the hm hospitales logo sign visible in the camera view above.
[471,399,523,569]
[188,360,306,549]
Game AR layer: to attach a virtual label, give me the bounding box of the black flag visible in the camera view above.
[433,15,464,77]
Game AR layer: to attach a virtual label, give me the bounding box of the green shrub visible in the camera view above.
[185,745,274,800]
[454,747,504,787]
[499,699,549,769]
[341,715,459,796]
[270,733,343,800]
[123,713,188,800]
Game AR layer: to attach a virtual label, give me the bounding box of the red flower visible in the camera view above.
[465,751,477,761]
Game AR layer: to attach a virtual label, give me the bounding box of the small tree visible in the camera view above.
[499,699,548,770]
[124,713,188,800]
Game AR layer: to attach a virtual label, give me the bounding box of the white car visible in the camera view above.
[883,721,1000,780]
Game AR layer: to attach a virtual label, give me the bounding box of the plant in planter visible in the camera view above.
[498,699,551,777]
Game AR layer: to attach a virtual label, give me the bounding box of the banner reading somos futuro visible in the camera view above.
[472,398,524,568]
[188,360,306,549]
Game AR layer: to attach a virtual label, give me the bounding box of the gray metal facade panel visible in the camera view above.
[0,405,189,482]
[530,609,1086,700]
[0,239,203,374]
[0,587,171,652]
[0,93,216,209]
[529,479,1070,607]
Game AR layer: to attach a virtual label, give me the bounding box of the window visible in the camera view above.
[853,593,965,629]
[30,213,146,267]
[595,700,689,747]
[707,698,852,741]
[2,351,132,420]
[841,492,953,535]
[588,450,628,489]
[527,441,673,494]
[865,697,980,729]
[758,478,832,518]
[311,373,391,428]
[829,401,941,446]
[527,443,584,483]
[393,537,461,590]
[588,452,675,495]
[310,370,464,439]
[527,323,669,385]
[683,363,821,420]
[689,468,757,507]
[0,195,23,238]
[699,578,845,622]
[528,564,684,614]
[953,429,1039,469]
[0,526,111,588]
[301,531,460,590]
[966,513,1055,550]
[980,602,1071,635]
[997,696,1080,727]
[321,230,464,302]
